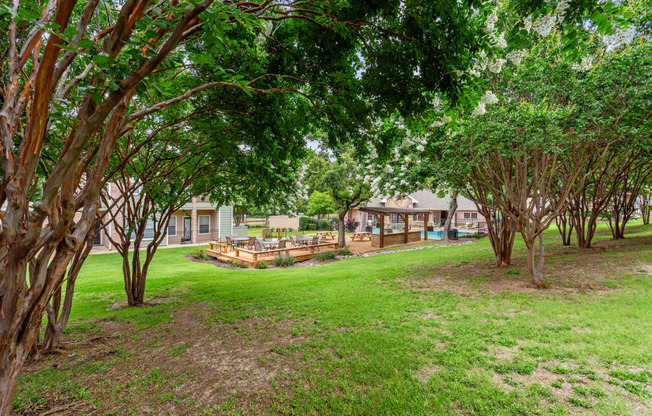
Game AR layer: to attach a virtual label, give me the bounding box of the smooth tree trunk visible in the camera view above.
[484,212,516,266]
[442,192,458,242]
[555,211,574,246]
[337,212,347,248]
[524,234,546,288]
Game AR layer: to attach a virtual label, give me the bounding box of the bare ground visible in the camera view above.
[397,233,652,297]
[18,304,308,415]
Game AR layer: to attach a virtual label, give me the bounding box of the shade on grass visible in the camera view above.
[19,221,652,415]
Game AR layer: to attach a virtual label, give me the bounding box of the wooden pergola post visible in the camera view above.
[424,213,428,241]
[403,213,409,244]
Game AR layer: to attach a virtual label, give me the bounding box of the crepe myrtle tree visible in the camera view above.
[305,153,373,248]
[0,0,635,409]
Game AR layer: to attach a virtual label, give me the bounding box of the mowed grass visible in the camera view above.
[15,221,652,415]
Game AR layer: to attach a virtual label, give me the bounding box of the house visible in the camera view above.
[351,190,482,231]
[1,186,237,253]
[92,183,235,252]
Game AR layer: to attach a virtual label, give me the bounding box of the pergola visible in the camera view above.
[358,206,432,248]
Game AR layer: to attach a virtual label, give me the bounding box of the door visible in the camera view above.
[440,210,447,226]
[93,221,102,246]
[183,217,191,241]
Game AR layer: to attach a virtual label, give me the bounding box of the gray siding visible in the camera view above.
[218,206,233,239]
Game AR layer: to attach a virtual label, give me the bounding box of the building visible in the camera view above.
[351,190,482,231]
[92,183,235,252]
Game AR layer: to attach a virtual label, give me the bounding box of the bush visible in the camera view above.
[288,228,294,232]
[191,249,208,260]
[227,260,239,267]
[315,251,336,262]
[337,246,352,256]
[237,261,249,268]
[319,219,331,230]
[254,260,268,269]
[299,216,310,230]
[307,223,317,231]
[273,254,296,267]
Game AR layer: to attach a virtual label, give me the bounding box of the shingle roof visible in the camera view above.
[365,190,477,211]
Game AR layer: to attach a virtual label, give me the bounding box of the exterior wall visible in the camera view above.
[218,206,232,239]
[196,209,218,243]
[455,210,483,226]
[269,215,300,230]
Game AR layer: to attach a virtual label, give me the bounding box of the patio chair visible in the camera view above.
[247,236,256,250]
[254,239,265,253]
[288,236,296,246]
[278,239,287,249]
[225,236,236,251]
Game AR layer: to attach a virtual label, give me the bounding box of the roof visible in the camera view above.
[359,206,435,215]
[365,190,477,211]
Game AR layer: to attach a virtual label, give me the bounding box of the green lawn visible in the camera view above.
[16,221,652,415]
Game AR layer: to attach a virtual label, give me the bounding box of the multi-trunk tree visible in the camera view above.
[0,0,637,410]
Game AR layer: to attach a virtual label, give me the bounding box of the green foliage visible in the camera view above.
[168,344,191,356]
[306,191,336,218]
[272,254,296,267]
[494,358,538,375]
[608,369,650,383]
[307,223,317,231]
[254,260,268,269]
[315,251,336,262]
[191,249,208,260]
[337,247,353,256]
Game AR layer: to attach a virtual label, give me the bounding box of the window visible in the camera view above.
[368,213,373,220]
[464,213,478,220]
[128,218,154,240]
[464,213,470,219]
[199,215,210,234]
[168,216,177,236]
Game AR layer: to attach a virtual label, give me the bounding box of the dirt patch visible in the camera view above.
[414,363,443,383]
[396,233,652,297]
[19,304,308,415]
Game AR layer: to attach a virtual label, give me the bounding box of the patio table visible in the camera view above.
[261,240,278,249]
[296,237,313,246]
[232,237,250,247]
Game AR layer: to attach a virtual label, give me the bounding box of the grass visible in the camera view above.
[14,221,652,415]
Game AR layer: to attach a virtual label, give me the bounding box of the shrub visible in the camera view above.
[337,246,352,256]
[288,228,294,232]
[254,260,268,269]
[315,251,336,262]
[237,261,249,268]
[320,219,332,230]
[299,216,310,230]
[273,254,296,267]
[191,249,208,260]
[307,223,317,231]
[227,260,239,267]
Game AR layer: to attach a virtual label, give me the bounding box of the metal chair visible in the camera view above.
[225,236,235,251]
[247,236,256,250]
[278,239,287,249]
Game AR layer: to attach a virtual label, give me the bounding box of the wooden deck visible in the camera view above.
[206,240,338,265]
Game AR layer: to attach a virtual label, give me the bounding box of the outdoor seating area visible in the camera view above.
[207,234,337,264]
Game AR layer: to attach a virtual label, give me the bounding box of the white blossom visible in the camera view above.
[488,59,506,73]
[471,102,486,116]
[370,148,378,159]
[495,32,507,49]
[480,90,499,105]
[383,165,394,174]
[522,15,532,33]
[571,55,593,71]
[416,144,425,152]
[532,14,556,37]
[506,49,527,66]
[485,10,498,34]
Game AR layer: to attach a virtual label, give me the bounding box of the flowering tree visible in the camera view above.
[0,0,635,409]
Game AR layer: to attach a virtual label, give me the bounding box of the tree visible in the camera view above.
[0,0,635,409]
[305,154,373,248]
[306,191,336,218]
